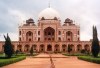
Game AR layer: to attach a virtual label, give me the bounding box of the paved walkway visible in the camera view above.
[2,54,100,68]
[33,53,68,58]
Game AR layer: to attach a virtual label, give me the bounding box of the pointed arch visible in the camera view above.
[26,31,33,42]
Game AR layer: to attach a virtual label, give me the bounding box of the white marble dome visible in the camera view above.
[38,8,60,20]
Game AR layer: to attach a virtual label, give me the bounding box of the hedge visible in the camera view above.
[0,56,26,67]
[63,53,88,56]
[78,56,100,64]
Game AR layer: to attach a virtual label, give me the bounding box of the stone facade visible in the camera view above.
[0,7,97,53]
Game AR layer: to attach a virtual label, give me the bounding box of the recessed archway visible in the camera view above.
[70,44,74,52]
[32,44,37,51]
[62,44,67,52]
[77,44,82,52]
[84,44,90,51]
[67,44,74,53]
[54,44,60,52]
[26,31,33,42]
[40,44,45,52]
[66,31,73,41]
[24,45,30,52]
[17,45,22,52]
[44,27,55,41]
[47,44,52,51]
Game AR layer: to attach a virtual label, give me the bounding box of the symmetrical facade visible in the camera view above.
[0,8,95,53]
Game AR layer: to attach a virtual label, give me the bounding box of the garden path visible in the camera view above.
[2,54,100,68]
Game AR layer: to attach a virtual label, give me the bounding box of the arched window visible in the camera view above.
[58,31,61,35]
[19,37,21,41]
[38,38,40,41]
[38,31,40,35]
[19,31,21,35]
[58,37,61,41]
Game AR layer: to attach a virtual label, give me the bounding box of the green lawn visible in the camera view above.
[0,54,26,67]
[0,53,39,67]
[78,56,100,64]
[63,53,100,64]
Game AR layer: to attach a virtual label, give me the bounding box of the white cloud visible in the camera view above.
[8,9,28,24]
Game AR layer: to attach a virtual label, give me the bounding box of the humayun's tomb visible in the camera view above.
[0,7,99,53]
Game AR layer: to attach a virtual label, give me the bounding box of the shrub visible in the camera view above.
[78,56,100,64]
[0,56,26,67]
[63,53,87,56]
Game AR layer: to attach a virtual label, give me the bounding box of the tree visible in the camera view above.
[4,33,14,58]
[30,46,34,55]
[92,26,100,57]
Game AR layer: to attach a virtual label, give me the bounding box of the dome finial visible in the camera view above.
[48,0,51,8]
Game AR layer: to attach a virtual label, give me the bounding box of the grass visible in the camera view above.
[0,54,26,67]
[63,53,100,64]
[63,53,89,56]
[0,53,39,67]
[78,56,100,64]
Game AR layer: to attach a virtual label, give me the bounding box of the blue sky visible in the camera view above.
[0,0,100,41]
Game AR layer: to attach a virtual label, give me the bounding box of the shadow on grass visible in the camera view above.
[0,57,7,59]
[0,56,17,59]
